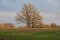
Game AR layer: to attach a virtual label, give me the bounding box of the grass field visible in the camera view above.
[0,28,60,40]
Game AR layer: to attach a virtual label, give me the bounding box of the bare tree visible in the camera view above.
[15,3,42,28]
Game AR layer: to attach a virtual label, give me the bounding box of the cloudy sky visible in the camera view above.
[0,0,60,26]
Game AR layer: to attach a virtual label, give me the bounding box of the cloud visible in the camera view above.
[0,12,16,17]
[0,0,60,25]
[40,12,60,25]
[0,12,16,23]
[48,0,59,7]
[41,12,57,19]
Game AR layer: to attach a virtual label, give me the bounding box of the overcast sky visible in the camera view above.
[0,0,60,26]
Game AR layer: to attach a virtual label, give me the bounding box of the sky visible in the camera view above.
[0,0,60,26]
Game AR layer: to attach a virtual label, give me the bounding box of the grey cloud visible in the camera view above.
[0,0,60,25]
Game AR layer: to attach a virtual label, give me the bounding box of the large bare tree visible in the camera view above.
[15,4,42,28]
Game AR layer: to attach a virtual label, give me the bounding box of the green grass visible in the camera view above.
[0,29,60,40]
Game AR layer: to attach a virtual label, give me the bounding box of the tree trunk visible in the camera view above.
[27,22,31,28]
[32,24,34,28]
[32,20,35,28]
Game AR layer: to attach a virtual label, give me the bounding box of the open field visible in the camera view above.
[0,28,60,40]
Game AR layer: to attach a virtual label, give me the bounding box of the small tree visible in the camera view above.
[15,3,42,28]
[50,23,57,28]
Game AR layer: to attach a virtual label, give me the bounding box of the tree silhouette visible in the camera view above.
[15,3,42,28]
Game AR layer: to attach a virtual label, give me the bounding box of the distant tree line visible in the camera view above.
[0,23,16,29]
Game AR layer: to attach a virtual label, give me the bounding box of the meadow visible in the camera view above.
[0,28,60,40]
